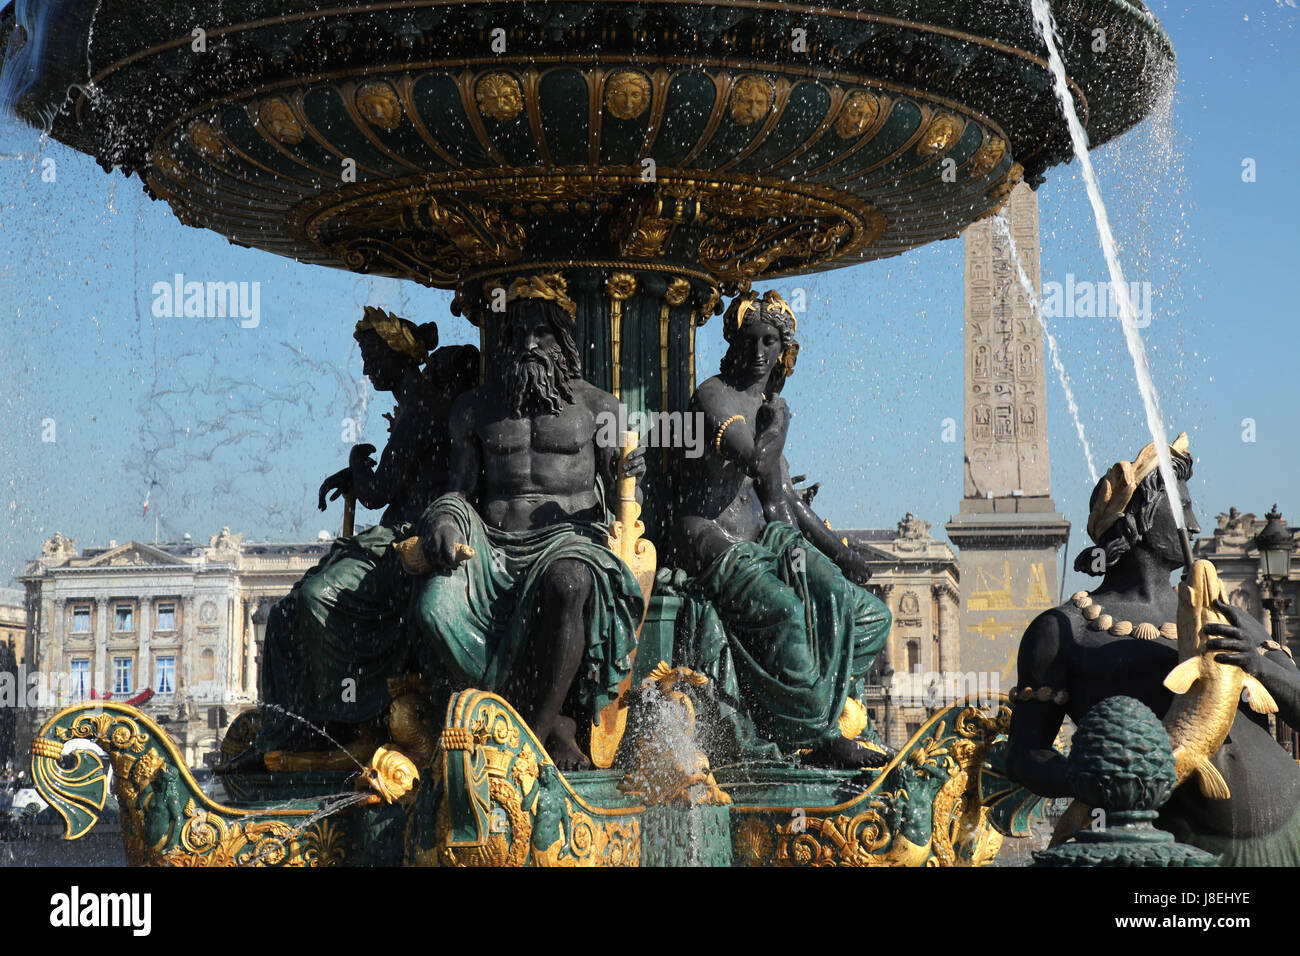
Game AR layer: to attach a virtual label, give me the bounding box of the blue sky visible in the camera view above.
[0,2,1296,598]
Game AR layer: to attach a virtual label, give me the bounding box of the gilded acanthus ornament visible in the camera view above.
[605,71,652,120]
[476,73,524,121]
[664,277,692,308]
[605,272,638,302]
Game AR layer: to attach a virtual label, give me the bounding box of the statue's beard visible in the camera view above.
[500,350,572,417]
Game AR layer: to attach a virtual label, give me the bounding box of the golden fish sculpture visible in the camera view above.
[1050,559,1277,845]
[1162,559,1276,798]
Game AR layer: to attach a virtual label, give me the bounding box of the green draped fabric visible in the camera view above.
[411,494,643,719]
[259,521,413,751]
[680,521,891,753]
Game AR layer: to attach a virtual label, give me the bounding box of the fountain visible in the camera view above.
[3,0,1177,867]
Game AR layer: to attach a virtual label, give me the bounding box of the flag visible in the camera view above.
[142,479,159,516]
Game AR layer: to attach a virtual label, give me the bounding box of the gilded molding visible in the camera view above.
[605,272,637,399]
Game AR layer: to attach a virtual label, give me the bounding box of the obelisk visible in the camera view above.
[946,183,1070,686]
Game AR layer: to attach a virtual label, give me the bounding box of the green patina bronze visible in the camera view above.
[260,523,415,751]
[1032,696,1219,867]
[674,522,891,756]
[411,494,644,723]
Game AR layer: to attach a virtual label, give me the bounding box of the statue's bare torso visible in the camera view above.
[448,379,619,531]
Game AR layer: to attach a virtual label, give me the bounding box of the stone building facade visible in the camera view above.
[0,587,25,665]
[18,529,329,768]
[842,514,962,750]
[1193,506,1299,649]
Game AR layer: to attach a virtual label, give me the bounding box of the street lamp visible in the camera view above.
[1254,505,1294,752]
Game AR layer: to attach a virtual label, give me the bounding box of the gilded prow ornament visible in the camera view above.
[592,429,659,768]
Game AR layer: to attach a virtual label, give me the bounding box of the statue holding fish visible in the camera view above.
[1006,435,1300,865]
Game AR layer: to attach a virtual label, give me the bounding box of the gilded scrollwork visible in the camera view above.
[731,701,1016,867]
[29,702,350,867]
[426,690,642,867]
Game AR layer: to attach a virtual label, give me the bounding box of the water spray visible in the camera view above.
[1030,0,1189,563]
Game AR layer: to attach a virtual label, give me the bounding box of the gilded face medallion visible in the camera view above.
[919,112,964,158]
[729,75,774,126]
[356,81,403,131]
[185,119,227,161]
[258,97,304,145]
[969,135,1007,177]
[835,91,882,139]
[476,73,524,121]
[605,71,651,120]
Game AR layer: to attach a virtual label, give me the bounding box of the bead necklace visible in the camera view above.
[1071,591,1177,640]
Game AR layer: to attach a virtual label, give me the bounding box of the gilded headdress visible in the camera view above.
[723,289,800,380]
[504,273,577,321]
[354,306,432,363]
[1087,432,1191,542]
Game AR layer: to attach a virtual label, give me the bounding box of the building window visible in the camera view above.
[112,657,133,696]
[156,602,176,631]
[114,604,134,632]
[155,656,175,694]
[71,604,91,633]
[907,640,921,674]
[70,659,90,698]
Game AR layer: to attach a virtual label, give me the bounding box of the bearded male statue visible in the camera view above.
[410,275,646,770]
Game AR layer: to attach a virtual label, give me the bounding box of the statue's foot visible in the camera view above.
[810,736,891,770]
[214,745,267,775]
[545,716,591,772]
